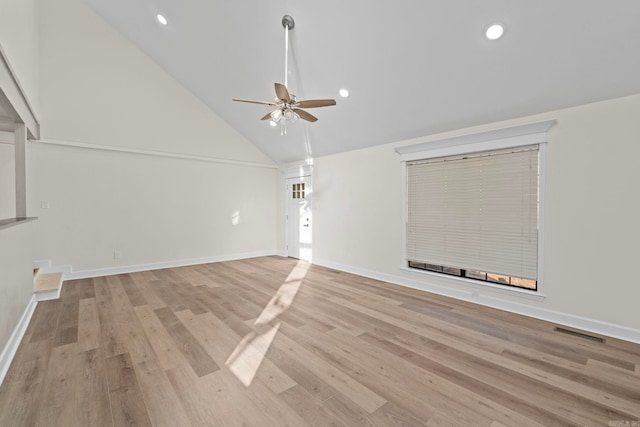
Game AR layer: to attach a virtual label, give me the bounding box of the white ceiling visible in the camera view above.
[84,0,640,164]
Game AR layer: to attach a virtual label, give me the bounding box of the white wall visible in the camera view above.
[279,94,640,333]
[0,141,16,219]
[38,0,270,163]
[0,221,34,357]
[29,0,277,273]
[0,134,30,368]
[0,0,39,111]
[29,143,276,272]
[0,0,38,366]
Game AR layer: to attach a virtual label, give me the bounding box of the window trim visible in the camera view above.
[397,120,555,299]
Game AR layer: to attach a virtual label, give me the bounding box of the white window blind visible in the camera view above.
[407,145,539,280]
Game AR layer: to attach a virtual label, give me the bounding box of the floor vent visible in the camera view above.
[554,327,605,343]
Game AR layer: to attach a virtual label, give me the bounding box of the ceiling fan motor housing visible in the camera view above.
[282,15,295,30]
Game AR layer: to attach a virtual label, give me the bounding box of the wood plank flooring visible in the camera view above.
[1,256,639,426]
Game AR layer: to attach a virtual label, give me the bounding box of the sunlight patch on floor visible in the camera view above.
[225,322,280,387]
[226,260,309,386]
[255,261,309,326]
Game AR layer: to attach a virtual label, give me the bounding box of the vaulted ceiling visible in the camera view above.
[84,0,640,164]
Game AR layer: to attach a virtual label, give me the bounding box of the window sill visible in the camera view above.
[0,217,37,231]
[400,266,546,302]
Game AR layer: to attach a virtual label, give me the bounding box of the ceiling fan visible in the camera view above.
[232,15,336,132]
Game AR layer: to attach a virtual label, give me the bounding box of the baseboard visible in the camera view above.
[312,258,640,345]
[275,250,287,257]
[0,295,37,386]
[34,286,62,302]
[63,250,279,280]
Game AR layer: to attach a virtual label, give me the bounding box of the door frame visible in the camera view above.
[281,164,313,259]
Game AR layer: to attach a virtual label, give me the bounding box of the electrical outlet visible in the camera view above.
[41,200,50,209]
[113,251,121,260]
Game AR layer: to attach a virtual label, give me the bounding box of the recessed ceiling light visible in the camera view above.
[339,88,349,98]
[485,23,504,40]
[156,14,168,26]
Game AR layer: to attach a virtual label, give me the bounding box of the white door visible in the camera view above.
[287,176,312,261]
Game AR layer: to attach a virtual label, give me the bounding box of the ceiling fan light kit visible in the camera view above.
[232,15,336,134]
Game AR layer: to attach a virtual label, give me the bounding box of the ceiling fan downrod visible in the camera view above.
[282,15,294,88]
[278,15,296,134]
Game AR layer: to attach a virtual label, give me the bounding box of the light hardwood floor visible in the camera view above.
[1,256,639,426]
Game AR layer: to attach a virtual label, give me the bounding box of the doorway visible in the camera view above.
[286,174,312,261]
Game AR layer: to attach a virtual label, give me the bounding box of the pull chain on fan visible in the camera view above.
[232,15,336,135]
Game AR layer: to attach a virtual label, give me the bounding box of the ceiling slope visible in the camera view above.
[84,0,640,164]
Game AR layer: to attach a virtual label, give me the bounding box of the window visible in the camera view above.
[407,262,537,290]
[396,120,555,294]
[292,183,305,199]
